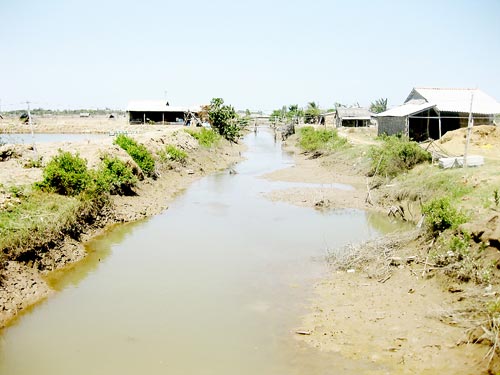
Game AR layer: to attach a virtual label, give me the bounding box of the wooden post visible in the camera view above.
[143,113,145,125]
[463,93,474,168]
[438,113,442,139]
[426,109,430,139]
[405,116,409,138]
[162,113,164,125]
[26,101,38,160]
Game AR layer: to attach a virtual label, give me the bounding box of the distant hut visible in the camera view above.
[126,100,201,125]
[19,113,29,123]
[322,107,373,128]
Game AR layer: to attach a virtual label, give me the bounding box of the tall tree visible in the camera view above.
[208,98,240,143]
[370,98,388,114]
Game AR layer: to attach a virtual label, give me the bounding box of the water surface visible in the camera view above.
[0,133,107,144]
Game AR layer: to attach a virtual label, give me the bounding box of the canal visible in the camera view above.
[0,128,402,374]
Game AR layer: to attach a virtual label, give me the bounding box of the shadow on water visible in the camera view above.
[46,220,146,291]
[0,127,408,375]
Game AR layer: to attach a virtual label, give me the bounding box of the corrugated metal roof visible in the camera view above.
[375,101,435,117]
[406,88,500,114]
[337,107,373,119]
[127,100,201,113]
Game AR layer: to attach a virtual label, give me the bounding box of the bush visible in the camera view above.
[36,150,91,196]
[185,128,220,148]
[114,135,156,177]
[159,145,188,164]
[422,197,468,234]
[298,127,347,152]
[93,156,137,195]
[369,136,431,178]
[208,98,240,143]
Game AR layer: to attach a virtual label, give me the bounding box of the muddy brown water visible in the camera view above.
[0,128,407,374]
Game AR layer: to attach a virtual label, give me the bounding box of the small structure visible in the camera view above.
[127,100,201,125]
[377,88,500,141]
[322,107,373,127]
[79,112,90,118]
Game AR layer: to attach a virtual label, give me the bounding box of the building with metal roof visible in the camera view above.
[322,107,373,127]
[126,100,202,124]
[376,88,500,141]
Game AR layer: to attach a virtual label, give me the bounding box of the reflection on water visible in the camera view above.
[0,128,408,375]
[46,221,146,291]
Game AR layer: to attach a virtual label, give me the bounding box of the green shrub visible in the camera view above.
[159,145,188,164]
[448,231,472,258]
[422,197,468,234]
[208,97,240,143]
[114,135,156,177]
[93,156,137,195]
[36,150,91,196]
[298,127,348,152]
[369,136,431,178]
[185,128,220,148]
[24,156,43,168]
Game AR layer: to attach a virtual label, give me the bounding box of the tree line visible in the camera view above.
[269,98,388,123]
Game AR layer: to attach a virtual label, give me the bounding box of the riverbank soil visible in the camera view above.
[267,126,500,374]
[0,120,244,328]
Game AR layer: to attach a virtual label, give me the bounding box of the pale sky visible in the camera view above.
[1,0,499,112]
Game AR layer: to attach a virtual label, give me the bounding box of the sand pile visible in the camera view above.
[438,125,500,159]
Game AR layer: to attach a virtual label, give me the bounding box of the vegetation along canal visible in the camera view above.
[0,128,405,374]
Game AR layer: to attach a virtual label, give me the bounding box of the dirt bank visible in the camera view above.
[265,126,500,374]
[263,135,375,212]
[0,124,244,328]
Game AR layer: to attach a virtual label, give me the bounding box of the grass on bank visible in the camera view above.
[0,191,81,262]
[1,150,139,268]
[114,135,156,178]
[297,126,348,153]
[158,145,188,165]
[185,128,220,148]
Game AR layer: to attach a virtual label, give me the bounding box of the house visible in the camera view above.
[322,107,373,127]
[127,100,201,125]
[377,88,500,141]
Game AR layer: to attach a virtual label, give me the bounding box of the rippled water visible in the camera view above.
[0,128,405,374]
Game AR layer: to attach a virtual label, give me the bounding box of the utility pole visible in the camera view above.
[27,101,38,160]
[463,93,474,168]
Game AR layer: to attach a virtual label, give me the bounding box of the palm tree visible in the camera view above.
[370,98,388,114]
[305,101,321,124]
